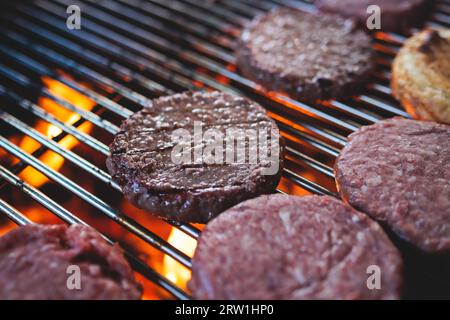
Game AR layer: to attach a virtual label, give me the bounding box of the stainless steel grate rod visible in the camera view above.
[0,136,193,269]
[1,0,448,300]
[0,168,189,299]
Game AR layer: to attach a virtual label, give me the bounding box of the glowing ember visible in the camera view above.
[0,221,16,238]
[163,228,197,290]
[18,77,95,187]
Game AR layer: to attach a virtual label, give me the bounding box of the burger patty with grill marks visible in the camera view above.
[107,91,284,223]
[0,224,142,300]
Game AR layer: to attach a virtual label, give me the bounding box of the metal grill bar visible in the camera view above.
[14,1,363,132]
[0,136,192,268]
[0,199,33,226]
[0,7,343,156]
[0,1,342,175]
[0,84,110,155]
[0,46,202,238]
[0,81,198,237]
[1,113,115,186]
[0,110,201,241]
[1,0,449,300]
[55,0,413,125]
[0,167,189,299]
[0,49,115,135]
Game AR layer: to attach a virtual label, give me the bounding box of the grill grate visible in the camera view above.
[0,0,449,299]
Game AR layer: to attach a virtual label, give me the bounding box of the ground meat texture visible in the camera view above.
[107,91,284,223]
[335,118,450,254]
[0,224,142,300]
[189,195,402,300]
[316,0,430,33]
[235,8,375,102]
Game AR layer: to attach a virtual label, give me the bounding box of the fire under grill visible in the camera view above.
[0,0,449,300]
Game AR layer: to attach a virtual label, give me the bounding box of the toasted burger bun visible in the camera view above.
[392,29,450,125]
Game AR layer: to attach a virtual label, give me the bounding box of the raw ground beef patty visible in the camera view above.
[189,194,403,300]
[107,91,284,223]
[335,118,450,254]
[235,8,374,102]
[0,224,142,300]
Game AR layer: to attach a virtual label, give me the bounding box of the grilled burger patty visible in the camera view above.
[107,91,284,223]
[189,194,402,300]
[0,224,142,300]
[392,29,450,125]
[316,0,430,32]
[235,8,374,102]
[335,118,450,254]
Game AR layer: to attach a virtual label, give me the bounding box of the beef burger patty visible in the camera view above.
[0,224,142,300]
[235,8,374,102]
[107,91,284,223]
[335,118,450,254]
[189,194,402,300]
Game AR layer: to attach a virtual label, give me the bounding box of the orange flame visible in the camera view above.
[163,227,197,291]
[0,221,16,237]
[18,77,95,187]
